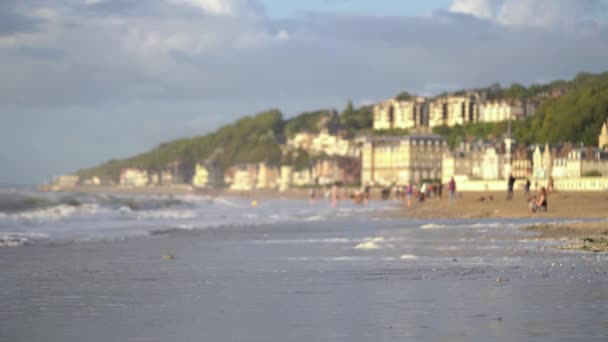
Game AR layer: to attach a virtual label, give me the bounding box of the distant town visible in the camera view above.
[51,76,608,193]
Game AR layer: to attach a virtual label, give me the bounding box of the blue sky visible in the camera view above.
[1,0,607,185]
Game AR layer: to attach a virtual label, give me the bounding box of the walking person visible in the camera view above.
[447,177,456,205]
[507,173,515,200]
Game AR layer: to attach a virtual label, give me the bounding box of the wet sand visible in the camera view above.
[383,190,608,252]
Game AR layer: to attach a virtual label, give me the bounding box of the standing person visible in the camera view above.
[419,182,427,202]
[524,178,531,200]
[405,182,413,208]
[447,177,456,205]
[308,187,316,204]
[437,182,443,199]
[330,183,339,207]
[363,183,370,204]
[507,173,516,200]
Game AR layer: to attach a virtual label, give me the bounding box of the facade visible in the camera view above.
[53,175,80,188]
[372,97,428,130]
[310,129,357,157]
[479,99,536,123]
[372,92,539,130]
[230,164,257,191]
[599,120,608,149]
[256,163,280,189]
[361,135,447,186]
[428,93,481,128]
[279,166,293,192]
[511,144,532,179]
[192,162,223,189]
[120,168,149,187]
[287,132,315,151]
[566,147,608,178]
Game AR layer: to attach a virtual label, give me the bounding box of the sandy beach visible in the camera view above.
[382,189,608,252]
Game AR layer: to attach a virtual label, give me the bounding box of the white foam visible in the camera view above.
[252,238,352,244]
[131,209,196,220]
[400,254,418,260]
[0,204,101,223]
[354,237,394,250]
[420,223,446,229]
[304,215,325,222]
[354,241,382,250]
[0,232,50,247]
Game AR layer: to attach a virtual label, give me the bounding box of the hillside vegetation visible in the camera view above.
[433,72,608,147]
[79,72,608,182]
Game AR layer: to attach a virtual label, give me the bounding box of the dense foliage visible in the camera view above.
[433,72,608,147]
[284,110,336,137]
[518,72,608,145]
[78,110,285,182]
[339,101,373,138]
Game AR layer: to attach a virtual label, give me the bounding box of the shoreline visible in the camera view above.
[41,185,608,252]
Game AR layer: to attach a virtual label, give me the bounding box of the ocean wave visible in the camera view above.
[420,223,446,229]
[0,232,50,247]
[354,237,394,250]
[0,204,101,223]
[129,209,197,220]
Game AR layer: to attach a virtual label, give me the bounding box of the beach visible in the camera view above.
[2,187,608,341]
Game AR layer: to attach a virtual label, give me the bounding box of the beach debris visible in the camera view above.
[251,200,258,207]
[162,254,175,260]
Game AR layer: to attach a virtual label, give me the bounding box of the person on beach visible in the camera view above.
[419,182,427,202]
[308,187,316,204]
[363,183,371,205]
[529,187,548,212]
[524,178,531,200]
[330,183,339,207]
[447,177,456,205]
[507,173,515,200]
[405,182,413,208]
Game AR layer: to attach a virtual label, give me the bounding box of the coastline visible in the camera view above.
[42,185,608,252]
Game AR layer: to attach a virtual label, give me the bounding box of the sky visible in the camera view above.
[1,0,607,185]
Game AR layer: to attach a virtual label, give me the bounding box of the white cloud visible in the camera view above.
[449,0,604,29]
[167,0,235,15]
[449,0,501,19]
[84,0,104,5]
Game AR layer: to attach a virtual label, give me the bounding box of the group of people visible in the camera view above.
[308,183,371,207]
[507,173,548,212]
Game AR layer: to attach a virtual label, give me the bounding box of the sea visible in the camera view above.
[0,186,607,341]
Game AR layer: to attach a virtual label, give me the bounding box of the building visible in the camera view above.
[310,129,357,157]
[361,134,447,186]
[566,147,608,178]
[599,120,608,150]
[372,97,428,130]
[53,175,80,188]
[279,165,293,192]
[256,163,280,189]
[511,144,532,179]
[287,132,315,151]
[120,168,149,187]
[192,161,223,189]
[229,164,258,191]
[428,93,481,128]
[479,99,536,123]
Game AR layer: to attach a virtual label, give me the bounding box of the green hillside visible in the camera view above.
[78,109,285,182]
[77,104,374,182]
[78,72,608,182]
[433,72,608,146]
